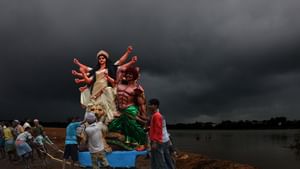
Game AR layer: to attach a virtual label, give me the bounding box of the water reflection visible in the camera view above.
[170,129,300,169]
[194,134,212,141]
[264,133,289,145]
[290,132,300,159]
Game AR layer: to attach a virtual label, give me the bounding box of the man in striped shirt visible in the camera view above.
[148,98,176,169]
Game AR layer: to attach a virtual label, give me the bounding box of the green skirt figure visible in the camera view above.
[108,106,147,150]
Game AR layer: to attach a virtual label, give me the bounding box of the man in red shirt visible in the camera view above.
[148,98,176,169]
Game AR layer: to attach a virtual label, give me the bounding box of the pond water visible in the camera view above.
[170,129,300,169]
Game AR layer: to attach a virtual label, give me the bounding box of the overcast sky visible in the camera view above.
[1,0,300,123]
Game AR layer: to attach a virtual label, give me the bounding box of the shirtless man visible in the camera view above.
[108,66,148,150]
[116,67,147,122]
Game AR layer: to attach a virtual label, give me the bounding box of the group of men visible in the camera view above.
[0,119,46,168]
[63,98,176,169]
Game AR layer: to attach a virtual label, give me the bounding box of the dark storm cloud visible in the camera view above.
[1,0,300,123]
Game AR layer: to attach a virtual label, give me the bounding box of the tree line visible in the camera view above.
[167,117,300,130]
[2,116,299,129]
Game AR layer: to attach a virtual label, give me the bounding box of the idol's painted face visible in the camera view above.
[125,72,134,81]
[90,106,97,113]
[98,55,107,65]
[97,107,104,116]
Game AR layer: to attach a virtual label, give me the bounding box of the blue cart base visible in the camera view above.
[78,150,148,168]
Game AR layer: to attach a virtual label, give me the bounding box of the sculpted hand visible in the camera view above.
[79,86,87,92]
[73,58,80,65]
[131,56,138,63]
[104,72,109,80]
[74,78,80,84]
[91,96,97,100]
[127,46,133,53]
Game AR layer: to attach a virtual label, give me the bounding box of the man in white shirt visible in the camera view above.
[15,127,33,169]
[85,113,110,169]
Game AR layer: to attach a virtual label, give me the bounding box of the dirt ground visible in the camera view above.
[0,128,258,169]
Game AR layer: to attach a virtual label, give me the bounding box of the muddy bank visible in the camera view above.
[46,128,258,169]
[137,152,258,169]
[0,128,258,169]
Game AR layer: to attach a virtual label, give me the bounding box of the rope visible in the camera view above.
[38,145,81,167]
[45,142,64,153]
[33,135,80,167]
